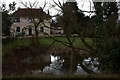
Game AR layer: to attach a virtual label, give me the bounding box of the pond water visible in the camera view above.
[31,54,100,75]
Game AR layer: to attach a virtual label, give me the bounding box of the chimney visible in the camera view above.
[48,10,50,15]
[18,7,20,9]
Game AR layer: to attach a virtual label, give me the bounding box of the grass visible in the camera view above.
[2,36,93,54]
[3,74,120,79]
[2,38,31,54]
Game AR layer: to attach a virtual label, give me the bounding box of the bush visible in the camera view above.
[2,37,17,45]
[100,40,120,74]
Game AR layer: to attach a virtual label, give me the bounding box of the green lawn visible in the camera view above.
[2,36,93,54]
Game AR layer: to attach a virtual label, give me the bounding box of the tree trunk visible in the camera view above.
[70,45,96,74]
[69,51,74,74]
[35,26,39,45]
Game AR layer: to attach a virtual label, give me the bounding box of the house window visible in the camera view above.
[15,17,20,22]
[22,28,25,35]
[40,27,44,32]
[58,32,61,34]
[28,27,32,35]
[28,18,32,23]
[55,27,58,30]
[16,27,20,32]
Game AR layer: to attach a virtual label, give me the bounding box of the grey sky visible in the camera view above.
[0,0,95,16]
[0,0,118,15]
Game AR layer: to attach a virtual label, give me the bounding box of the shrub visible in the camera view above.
[100,40,120,74]
[2,37,17,45]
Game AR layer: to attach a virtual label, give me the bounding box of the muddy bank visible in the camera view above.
[49,46,89,57]
[3,44,49,76]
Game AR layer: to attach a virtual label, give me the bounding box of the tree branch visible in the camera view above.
[44,32,70,47]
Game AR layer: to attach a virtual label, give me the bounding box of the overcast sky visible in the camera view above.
[0,0,95,16]
[0,0,118,16]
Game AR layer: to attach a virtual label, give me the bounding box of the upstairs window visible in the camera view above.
[28,18,32,23]
[55,27,58,30]
[16,27,20,32]
[15,17,20,22]
[40,27,44,32]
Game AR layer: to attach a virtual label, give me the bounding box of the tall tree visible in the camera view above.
[2,2,16,37]
[101,2,119,74]
[51,0,96,74]
[2,11,12,36]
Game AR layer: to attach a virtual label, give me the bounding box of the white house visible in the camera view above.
[10,8,51,36]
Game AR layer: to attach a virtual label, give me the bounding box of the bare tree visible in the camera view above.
[18,0,119,74]
[19,0,49,44]
[42,0,97,74]
[45,0,119,74]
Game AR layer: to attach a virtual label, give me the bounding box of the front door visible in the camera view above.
[29,28,32,35]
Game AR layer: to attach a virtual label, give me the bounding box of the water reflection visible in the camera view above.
[82,57,100,73]
[30,54,100,75]
[75,66,88,75]
[42,55,64,75]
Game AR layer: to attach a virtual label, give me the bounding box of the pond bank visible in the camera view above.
[2,44,90,77]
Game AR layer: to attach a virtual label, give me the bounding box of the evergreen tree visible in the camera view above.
[101,2,120,74]
[2,2,16,37]
[103,2,118,38]
[2,11,12,36]
[94,2,120,74]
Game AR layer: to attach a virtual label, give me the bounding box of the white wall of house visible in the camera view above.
[50,27,64,35]
[11,17,51,36]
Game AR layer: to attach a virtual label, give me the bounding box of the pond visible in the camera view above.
[2,47,100,77]
[30,54,100,75]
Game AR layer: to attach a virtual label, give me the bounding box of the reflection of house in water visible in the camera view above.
[22,53,51,70]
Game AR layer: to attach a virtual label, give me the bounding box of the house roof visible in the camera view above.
[51,22,61,27]
[12,8,50,19]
